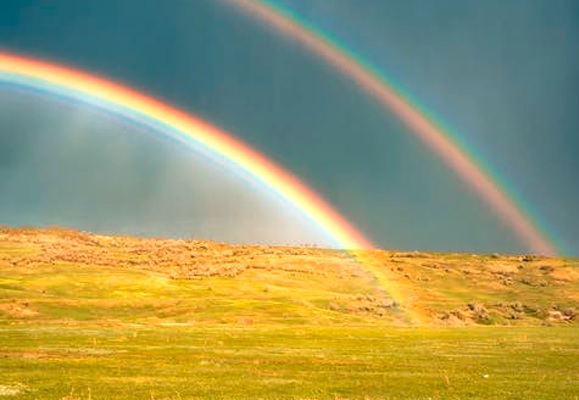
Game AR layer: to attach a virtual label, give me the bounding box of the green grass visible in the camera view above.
[0,228,577,399]
[1,325,577,399]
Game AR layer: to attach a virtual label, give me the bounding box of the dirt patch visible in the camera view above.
[0,301,39,318]
[0,384,27,396]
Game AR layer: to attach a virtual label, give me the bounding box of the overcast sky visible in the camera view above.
[1,0,577,255]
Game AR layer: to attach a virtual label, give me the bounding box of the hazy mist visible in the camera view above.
[0,88,334,247]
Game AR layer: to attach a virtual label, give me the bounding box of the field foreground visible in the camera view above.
[0,227,577,399]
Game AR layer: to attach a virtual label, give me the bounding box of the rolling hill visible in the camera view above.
[0,226,577,399]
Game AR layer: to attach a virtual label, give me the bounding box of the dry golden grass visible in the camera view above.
[0,226,576,326]
[0,227,577,399]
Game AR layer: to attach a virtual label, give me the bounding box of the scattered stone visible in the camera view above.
[548,310,565,322]
[501,277,513,286]
[378,299,396,309]
[562,308,576,320]
[510,302,524,313]
[547,309,575,323]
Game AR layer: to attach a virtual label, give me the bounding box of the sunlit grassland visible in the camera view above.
[1,325,577,399]
[0,228,577,399]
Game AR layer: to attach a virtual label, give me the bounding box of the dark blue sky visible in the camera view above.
[1,0,578,254]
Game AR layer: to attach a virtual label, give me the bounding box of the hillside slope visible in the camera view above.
[1,226,576,326]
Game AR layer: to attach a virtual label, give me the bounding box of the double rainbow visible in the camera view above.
[0,1,560,255]
[0,3,562,323]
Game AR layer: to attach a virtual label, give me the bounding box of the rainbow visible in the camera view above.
[0,51,373,251]
[0,51,419,322]
[0,51,429,323]
[225,0,559,256]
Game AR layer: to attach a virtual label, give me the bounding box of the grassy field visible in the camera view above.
[2,325,577,399]
[0,227,577,399]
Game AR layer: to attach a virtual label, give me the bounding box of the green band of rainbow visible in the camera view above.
[226,0,560,256]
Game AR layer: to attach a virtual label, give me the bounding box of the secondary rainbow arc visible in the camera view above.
[225,0,559,256]
[0,51,374,251]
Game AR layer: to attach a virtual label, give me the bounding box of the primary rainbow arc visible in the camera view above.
[0,51,373,251]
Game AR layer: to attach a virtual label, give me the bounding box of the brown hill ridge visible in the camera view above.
[0,226,577,326]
